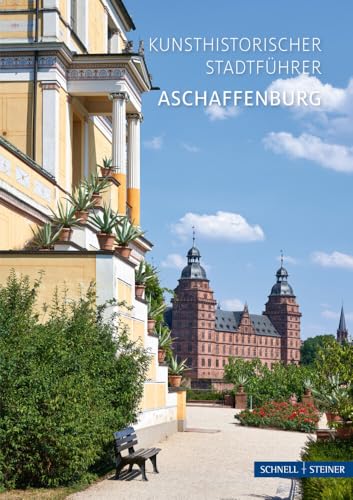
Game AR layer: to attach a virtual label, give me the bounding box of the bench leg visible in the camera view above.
[150,454,159,473]
[139,462,148,481]
[115,463,124,480]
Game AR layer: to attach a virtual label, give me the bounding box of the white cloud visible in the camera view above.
[263,132,353,173]
[144,136,163,150]
[267,74,349,114]
[161,253,185,270]
[205,104,239,121]
[312,251,353,270]
[322,309,353,321]
[222,298,244,311]
[181,143,200,153]
[171,211,265,242]
[276,255,298,265]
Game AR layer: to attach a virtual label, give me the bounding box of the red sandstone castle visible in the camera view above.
[165,243,301,388]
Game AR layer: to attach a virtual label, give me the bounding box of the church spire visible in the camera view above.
[337,305,348,343]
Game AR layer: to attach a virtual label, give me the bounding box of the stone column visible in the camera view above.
[110,91,128,215]
[127,113,142,225]
[41,81,60,179]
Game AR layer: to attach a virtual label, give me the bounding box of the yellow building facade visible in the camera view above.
[0,0,181,445]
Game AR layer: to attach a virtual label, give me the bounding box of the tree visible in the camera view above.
[300,335,335,365]
[0,271,150,489]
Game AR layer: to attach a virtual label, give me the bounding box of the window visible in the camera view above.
[188,344,192,352]
[208,358,211,367]
[223,344,226,354]
[201,358,205,367]
[202,344,205,353]
[208,331,211,340]
[208,344,211,353]
[216,359,219,367]
[216,345,219,354]
[222,359,226,367]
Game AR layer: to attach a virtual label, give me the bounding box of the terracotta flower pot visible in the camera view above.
[100,167,113,177]
[97,232,115,251]
[116,246,132,259]
[336,422,353,440]
[92,192,103,207]
[147,319,156,334]
[135,284,145,299]
[168,375,182,387]
[158,349,166,364]
[59,227,72,241]
[326,412,343,425]
[75,210,89,224]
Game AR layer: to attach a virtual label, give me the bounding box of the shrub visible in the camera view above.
[186,389,224,401]
[0,271,150,489]
[301,438,353,499]
[224,358,315,407]
[235,401,319,433]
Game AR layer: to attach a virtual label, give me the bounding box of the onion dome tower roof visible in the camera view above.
[180,229,207,280]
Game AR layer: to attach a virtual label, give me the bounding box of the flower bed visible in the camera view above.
[235,401,319,433]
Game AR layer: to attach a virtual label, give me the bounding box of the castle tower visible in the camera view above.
[171,236,217,385]
[264,259,301,364]
[337,306,348,343]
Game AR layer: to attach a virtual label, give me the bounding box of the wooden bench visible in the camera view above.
[113,426,161,481]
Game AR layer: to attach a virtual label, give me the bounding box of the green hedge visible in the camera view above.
[0,271,150,489]
[186,389,225,401]
[302,438,353,499]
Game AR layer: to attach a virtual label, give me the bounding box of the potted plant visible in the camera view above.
[312,376,348,427]
[49,201,81,241]
[67,186,96,224]
[168,355,188,387]
[98,156,114,177]
[135,261,156,299]
[90,205,119,251]
[30,223,61,250]
[114,216,144,258]
[83,173,111,207]
[147,296,166,334]
[156,324,173,364]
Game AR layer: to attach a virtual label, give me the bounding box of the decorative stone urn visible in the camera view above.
[235,385,247,409]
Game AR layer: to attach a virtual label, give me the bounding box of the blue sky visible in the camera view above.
[127,0,353,340]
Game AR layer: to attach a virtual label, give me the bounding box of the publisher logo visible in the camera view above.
[254,462,353,478]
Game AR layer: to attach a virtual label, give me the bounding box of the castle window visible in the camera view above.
[208,344,211,353]
[248,347,250,356]
[229,346,232,355]
[177,344,181,352]
[208,358,211,367]
[202,344,205,353]
[222,359,226,367]
[216,359,219,367]
[223,345,226,354]
[216,345,219,354]
[201,331,205,339]
[208,331,211,340]
[201,358,205,367]
[188,344,192,352]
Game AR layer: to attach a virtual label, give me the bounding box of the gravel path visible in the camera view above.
[69,406,311,500]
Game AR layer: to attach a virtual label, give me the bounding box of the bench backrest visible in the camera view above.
[114,426,138,456]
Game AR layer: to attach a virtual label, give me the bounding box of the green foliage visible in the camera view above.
[0,271,150,489]
[186,389,224,401]
[301,335,335,366]
[167,354,188,375]
[135,261,156,286]
[144,263,171,327]
[49,201,81,228]
[89,205,119,234]
[314,337,353,385]
[67,186,96,212]
[302,438,353,499]
[83,173,111,195]
[235,401,319,433]
[114,217,143,246]
[29,223,61,249]
[156,324,173,351]
[224,357,315,407]
[147,295,166,320]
